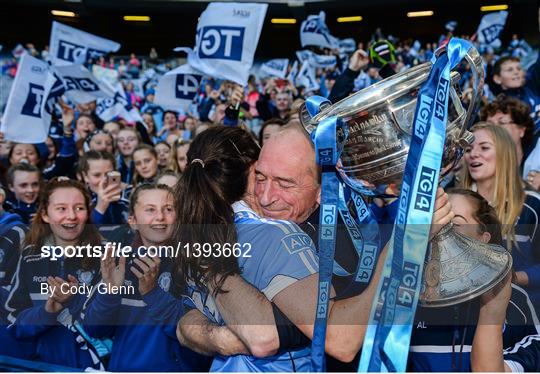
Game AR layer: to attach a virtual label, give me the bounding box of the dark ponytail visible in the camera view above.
[173,126,260,295]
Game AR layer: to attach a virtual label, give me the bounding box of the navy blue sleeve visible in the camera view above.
[504,335,540,372]
[42,135,78,180]
[142,286,184,325]
[5,257,59,338]
[328,68,360,104]
[526,53,540,97]
[80,289,120,338]
[198,98,215,122]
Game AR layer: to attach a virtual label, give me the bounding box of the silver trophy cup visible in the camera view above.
[302,45,483,196]
[301,44,512,307]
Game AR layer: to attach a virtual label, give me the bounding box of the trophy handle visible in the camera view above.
[439,43,484,179]
[460,45,485,135]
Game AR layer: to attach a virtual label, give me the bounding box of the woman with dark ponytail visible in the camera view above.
[174,126,319,371]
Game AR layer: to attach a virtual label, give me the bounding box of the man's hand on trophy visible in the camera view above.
[429,187,454,240]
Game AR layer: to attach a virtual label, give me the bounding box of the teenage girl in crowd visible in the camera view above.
[461,122,540,313]
[116,127,140,184]
[132,144,159,186]
[5,178,105,369]
[81,183,209,371]
[78,150,129,225]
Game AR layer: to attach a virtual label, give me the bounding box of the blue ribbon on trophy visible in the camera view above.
[358,38,471,372]
[308,95,382,371]
[310,115,346,372]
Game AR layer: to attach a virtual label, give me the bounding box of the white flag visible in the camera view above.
[300,11,339,50]
[260,58,289,78]
[296,61,319,93]
[296,49,335,68]
[1,54,51,143]
[186,2,267,85]
[296,49,314,63]
[55,64,115,104]
[49,21,121,66]
[310,54,336,68]
[476,11,508,48]
[96,83,129,122]
[154,64,203,112]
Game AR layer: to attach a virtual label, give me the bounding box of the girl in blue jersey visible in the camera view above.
[462,123,540,314]
[80,183,209,371]
[409,188,539,372]
[173,126,320,372]
[4,178,104,369]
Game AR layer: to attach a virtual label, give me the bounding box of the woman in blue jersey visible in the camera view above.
[408,188,539,372]
[173,126,320,372]
[4,178,104,370]
[461,123,540,314]
[80,183,209,372]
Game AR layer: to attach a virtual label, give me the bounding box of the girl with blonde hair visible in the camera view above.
[461,122,540,313]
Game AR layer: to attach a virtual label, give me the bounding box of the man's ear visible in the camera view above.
[493,74,502,85]
[316,187,321,205]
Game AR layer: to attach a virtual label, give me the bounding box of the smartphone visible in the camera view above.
[105,171,121,188]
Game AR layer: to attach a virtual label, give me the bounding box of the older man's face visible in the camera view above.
[275,93,291,112]
[255,131,320,223]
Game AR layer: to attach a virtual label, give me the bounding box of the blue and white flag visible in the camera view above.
[300,11,339,50]
[154,64,203,112]
[54,64,115,104]
[287,60,299,83]
[185,2,267,85]
[1,54,51,143]
[296,60,319,92]
[476,11,508,49]
[96,82,129,122]
[296,49,336,69]
[96,83,144,124]
[260,58,289,78]
[339,38,357,54]
[49,21,121,66]
[310,54,337,69]
[296,49,314,63]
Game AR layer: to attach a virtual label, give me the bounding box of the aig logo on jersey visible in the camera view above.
[197,26,245,61]
[281,233,313,254]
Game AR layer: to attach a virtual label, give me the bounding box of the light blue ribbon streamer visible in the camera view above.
[305,96,331,119]
[310,116,347,372]
[338,185,381,284]
[358,38,471,372]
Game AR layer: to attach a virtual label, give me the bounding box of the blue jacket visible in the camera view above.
[408,284,540,372]
[80,237,209,372]
[4,244,103,370]
[512,191,540,315]
[3,199,37,225]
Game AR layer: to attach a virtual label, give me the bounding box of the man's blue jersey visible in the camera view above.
[185,200,319,372]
